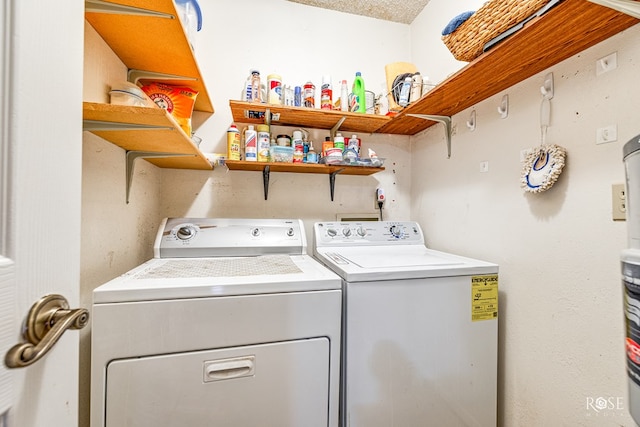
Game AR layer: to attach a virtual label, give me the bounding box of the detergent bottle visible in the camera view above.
[352,72,366,113]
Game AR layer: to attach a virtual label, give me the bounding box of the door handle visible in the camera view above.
[4,294,89,368]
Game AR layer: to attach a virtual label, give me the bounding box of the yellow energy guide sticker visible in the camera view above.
[471,275,498,322]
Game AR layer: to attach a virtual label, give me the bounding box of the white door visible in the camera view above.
[1,1,84,427]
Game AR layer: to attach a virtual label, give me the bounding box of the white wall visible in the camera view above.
[411,2,640,424]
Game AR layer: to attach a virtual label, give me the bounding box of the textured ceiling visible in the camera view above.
[287,0,431,24]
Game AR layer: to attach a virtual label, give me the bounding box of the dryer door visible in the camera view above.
[105,338,330,427]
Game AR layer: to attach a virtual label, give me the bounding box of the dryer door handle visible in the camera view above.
[204,355,255,382]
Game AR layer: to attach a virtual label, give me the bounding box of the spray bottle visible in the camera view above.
[340,80,349,112]
[321,75,333,110]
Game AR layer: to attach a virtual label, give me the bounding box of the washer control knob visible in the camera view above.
[342,228,352,237]
[390,225,403,238]
[176,226,196,240]
[287,227,295,237]
[252,228,261,237]
[327,228,338,237]
[356,227,367,237]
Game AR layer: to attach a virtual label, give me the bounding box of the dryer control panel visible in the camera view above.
[314,221,424,246]
[155,218,306,258]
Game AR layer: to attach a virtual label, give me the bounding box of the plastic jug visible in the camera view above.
[174,0,202,50]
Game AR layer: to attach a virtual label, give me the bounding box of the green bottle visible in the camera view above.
[352,72,366,114]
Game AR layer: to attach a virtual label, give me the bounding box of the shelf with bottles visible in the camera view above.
[225,160,385,201]
[85,0,214,114]
[376,0,638,136]
[229,100,391,135]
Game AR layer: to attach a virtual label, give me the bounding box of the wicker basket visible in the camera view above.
[442,0,551,62]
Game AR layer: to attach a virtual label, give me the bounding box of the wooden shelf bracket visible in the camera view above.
[84,0,174,19]
[125,151,195,204]
[408,114,453,158]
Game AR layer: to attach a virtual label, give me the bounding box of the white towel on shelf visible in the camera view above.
[588,0,640,18]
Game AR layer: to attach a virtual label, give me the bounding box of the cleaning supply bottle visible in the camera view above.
[227,123,241,160]
[340,80,348,112]
[307,142,318,163]
[410,72,422,104]
[321,75,333,110]
[378,83,389,116]
[398,76,412,107]
[244,125,257,161]
[256,124,270,162]
[352,72,366,113]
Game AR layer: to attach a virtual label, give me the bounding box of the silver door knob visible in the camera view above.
[5,294,89,368]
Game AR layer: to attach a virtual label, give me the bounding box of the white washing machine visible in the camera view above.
[313,221,499,427]
[90,218,342,427]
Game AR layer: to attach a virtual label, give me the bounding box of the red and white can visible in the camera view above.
[303,81,315,108]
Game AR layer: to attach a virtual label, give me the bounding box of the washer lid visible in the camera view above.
[93,254,341,303]
[315,246,497,282]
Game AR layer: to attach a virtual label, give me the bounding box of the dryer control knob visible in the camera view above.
[287,227,295,237]
[342,228,352,237]
[327,228,338,237]
[177,226,196,240]
[390,225,403,238]
[357,227,367,237]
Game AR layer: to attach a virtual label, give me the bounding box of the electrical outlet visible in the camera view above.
[375,188,385,210]
[612,183,626,221]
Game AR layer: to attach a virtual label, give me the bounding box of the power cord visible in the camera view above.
[378,201,384,221]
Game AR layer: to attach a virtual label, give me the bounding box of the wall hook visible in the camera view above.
[466,110,476,131]
[498,94,509,119]
[540,72,554,100]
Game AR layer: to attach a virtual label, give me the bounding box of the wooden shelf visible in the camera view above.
[226,160,384,176]
[230,1,638,137]
[229,101,391,134]
[377,0,639,135]
[83,102,212,170]
[226,160,384,201]
[85,0,214,113]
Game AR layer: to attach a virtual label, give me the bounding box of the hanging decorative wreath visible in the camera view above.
[521,144,567,193]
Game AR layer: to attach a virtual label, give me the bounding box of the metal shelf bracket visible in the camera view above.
[330,117,347,140]
[262,165,270,200]
[329,168,345,201]
[84,0,174,19]
[128,69,198,85]
[125,151,195,204]
[83,120,173,132]
[408,114,453,159]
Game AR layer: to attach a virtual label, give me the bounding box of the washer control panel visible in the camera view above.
[314,221,424,246]
[155,218,305,258]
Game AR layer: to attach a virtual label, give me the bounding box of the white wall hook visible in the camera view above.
[497,95,509,119]
[466,110,476,131]
[541,72,554,100]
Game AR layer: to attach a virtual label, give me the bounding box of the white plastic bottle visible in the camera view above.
[398,76,412,107]
[340,80,348,112]
[378,83,389,115]
[410,72,422,104]
[244,125,257,161]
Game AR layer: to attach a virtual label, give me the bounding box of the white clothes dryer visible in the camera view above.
[313,221,499,427]
[91,218,342,427]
